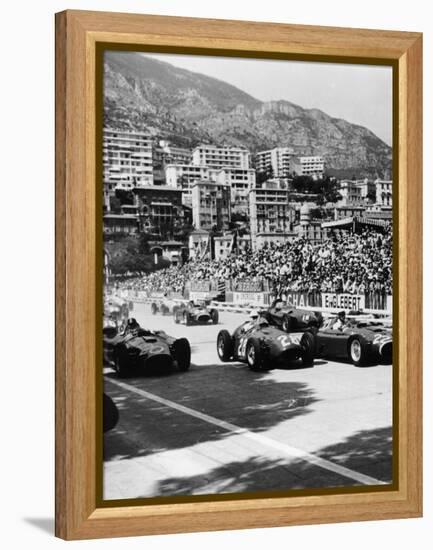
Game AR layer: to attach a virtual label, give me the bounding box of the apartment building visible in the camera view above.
[249,181,296,249]
[338,180,364,206]
[192,144,250,170]
[254,147,294,178]
[153,140,192,168]
[103,129,154,195]
[165,164,214,206]
[191,180,231,232]
[290,155,324,178]
[133,186,185,237]
[215,168,256,214]
[375,179,393,207]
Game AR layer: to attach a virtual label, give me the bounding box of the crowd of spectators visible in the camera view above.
[111,228,393,298]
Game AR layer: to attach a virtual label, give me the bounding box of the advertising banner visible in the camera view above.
[232,291,270,306]
[283,292,311,308]
[322,293,365,311]
[189,291,211,301]
[190,281,211,292]
[232,280,263,293]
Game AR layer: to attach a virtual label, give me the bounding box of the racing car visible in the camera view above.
[103,319,191,377]
[150,295,181,316]
[262,299,323,333]
[216,317,315,371]
[174,300,219,325]
[314,318,393,366]
[104,295,132,330]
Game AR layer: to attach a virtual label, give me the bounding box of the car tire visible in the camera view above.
[151,303,158,315]
[114,347,130,378]
[301,331,315,367]
[210,309,219,324]
[174,310,181,324]
[184,311,192,326]
[245,339,266,371]
[216,330,233,362]
[348,337,369,366]
[173,338,191,371]
[282,314,293,333]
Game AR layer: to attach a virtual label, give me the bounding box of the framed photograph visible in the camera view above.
[55,10,422,540]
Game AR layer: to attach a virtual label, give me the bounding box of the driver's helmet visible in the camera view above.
[249,310,259,320]
[274,300,284,310]
[126,317,139,329]
[337,311,346,321]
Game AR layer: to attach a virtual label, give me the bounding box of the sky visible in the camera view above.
[146,53,393,146]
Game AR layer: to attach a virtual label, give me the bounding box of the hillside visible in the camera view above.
[104,51,392,177]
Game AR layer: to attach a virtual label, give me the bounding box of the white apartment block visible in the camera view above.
[255,147,294,178]
[375,179,393,207]
[249,181,296,250]
[166,163,255,213]
[154,140,192,167]
[103,129,154,194]
[192,144,250,170]
[215,168,256,214]
[338,180,364,206]
[165,164,214,207]
[290,155,324,178]
[191,181,231,232]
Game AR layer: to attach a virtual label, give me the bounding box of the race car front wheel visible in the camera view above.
[217,330,233,362]
[246,339,268,371]
[150,303,158,315]
[173,338,191,371]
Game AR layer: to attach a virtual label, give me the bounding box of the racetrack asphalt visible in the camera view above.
[103,304,393,500]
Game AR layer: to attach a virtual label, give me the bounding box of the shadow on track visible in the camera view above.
[149,427,393,496]
[103,363,318,462]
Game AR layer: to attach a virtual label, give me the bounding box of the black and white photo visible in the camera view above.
[102,50,394,501]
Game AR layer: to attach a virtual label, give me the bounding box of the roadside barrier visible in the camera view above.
[112,287,392,320]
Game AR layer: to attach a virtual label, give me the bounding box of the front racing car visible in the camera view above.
[216,320,315,371]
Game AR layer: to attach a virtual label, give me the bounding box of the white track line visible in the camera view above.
[106,377,386,486]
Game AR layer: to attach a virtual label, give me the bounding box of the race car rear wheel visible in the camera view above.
[246,339,267,371]
[150,303,158,315]
[211,309,219,324]
[301,331,315,367]
[173,338,191,371]
[282,314,293,333]
[174,309,181,324]
[114,348,130,378]
[217,330,233,362]
[349,337,368,366]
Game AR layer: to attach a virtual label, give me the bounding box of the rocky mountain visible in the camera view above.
[104,51,392,177]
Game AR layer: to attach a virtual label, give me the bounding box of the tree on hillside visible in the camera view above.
[115,189,135,205]
[292,175,341,203]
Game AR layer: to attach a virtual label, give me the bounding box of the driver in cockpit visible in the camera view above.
[330,311,347,331]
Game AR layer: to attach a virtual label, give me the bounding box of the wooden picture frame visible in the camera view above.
[55,9,422,540]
